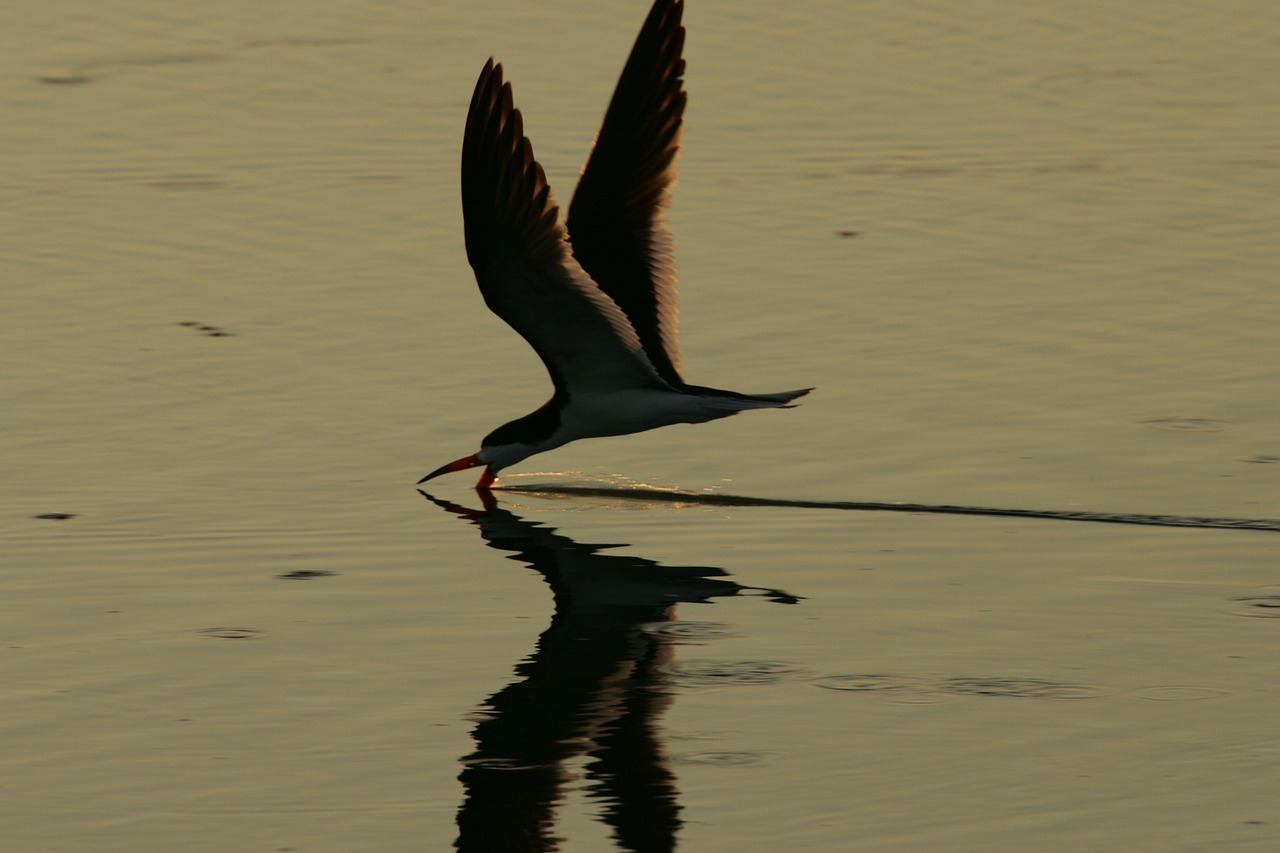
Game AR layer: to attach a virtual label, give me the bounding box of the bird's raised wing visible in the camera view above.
[567,0,686,387]
[461,60,665,397]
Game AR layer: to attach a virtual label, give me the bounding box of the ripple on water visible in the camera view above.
[679,751,772,767]
[1141,417,1229,432]
[812,673,933,694]
[661,660,808,688]
[177,320,234,337]
[639,621,739,643]
[938,677,1105,700]
[197,627,263,640]
[1223,587,1280,618]
[460,757,547,771]
[813,674,1103,701]
[1130,686,1232,702]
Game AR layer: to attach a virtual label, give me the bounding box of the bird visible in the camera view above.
[420,0,810,491]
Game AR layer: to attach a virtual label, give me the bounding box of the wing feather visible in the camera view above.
[461,60,665,396]
[567,0,687,386]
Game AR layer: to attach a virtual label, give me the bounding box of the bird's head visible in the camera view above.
[419,399,562,490]
[416,441,540,491]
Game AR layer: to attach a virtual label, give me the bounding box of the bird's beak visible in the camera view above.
[417,453,497,491]
[418,453,483,484]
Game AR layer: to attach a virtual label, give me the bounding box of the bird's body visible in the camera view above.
[421,0,810,490]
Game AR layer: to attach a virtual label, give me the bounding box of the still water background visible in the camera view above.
[4,0,1277,849]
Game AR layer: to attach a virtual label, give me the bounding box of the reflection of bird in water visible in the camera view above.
[420,489,797,852]
[421,0,810,491]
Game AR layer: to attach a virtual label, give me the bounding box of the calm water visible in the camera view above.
[4,0,1278,850]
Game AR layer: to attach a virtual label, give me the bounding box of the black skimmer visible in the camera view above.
[420,0,810,491]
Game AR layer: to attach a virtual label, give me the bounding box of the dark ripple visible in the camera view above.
[502,485,1280,532]
[812,673,932,694]
[639,621,738,643]
[679,751,771,767]
[146,176,227,190]
[1130,686,1231,702]
[1224,588,1280,618]
[662,660,807,687]
[813,674,1103,701]
[460,757,548,771]
[177,321,234,337]
[939,677,1104,700]
[36,75,93,85]
[1142,417,1229,432]
[198,627,263,640]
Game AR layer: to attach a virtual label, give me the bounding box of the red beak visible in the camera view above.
[417,454,496,490]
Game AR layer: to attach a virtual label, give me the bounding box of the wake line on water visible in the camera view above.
[498,485,1280,533]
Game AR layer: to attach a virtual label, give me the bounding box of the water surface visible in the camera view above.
[3,0,1277,850]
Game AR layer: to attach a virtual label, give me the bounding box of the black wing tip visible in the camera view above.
[461,50,565,272]
[470,58,502,108]
[648,0,686,31]
[562,0,692,391]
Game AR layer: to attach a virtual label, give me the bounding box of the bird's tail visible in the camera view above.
[684,385,813,412]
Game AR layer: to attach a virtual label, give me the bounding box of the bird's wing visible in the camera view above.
[462,60,666,397]
[567,0,686,387]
